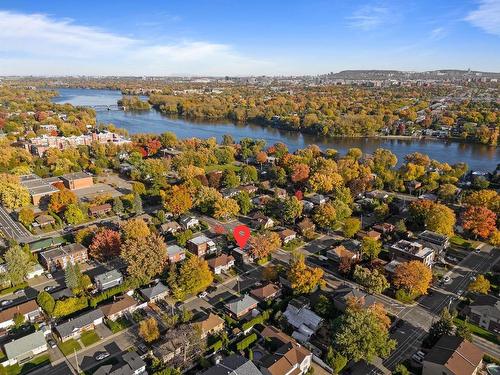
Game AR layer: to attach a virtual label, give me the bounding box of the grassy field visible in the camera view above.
[0,354,50,375]
[106,317,132,334]
[80,330,100,347]
[204,164,242,172]
[58,339,82,356]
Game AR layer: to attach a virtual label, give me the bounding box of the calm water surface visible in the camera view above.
[53,88,499,170]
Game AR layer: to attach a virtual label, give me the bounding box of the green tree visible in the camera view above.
[64,204,86,225]
[13,313,25,328]
[37,291,55,315]
[223,170,240,188]
[64,263,81,292]
[361,237,382,260]
[455,318,472,341]
[168,256,213,300]
[393,364,410,375]
[18,207,35,227]
[132,193,143,213]
[235,191,252,215]
[4,245,33,286]
[334,306,396,362]
[353,265,390,294]
[113,196,124,214]
[325,346,347,374]
[343,217,361,238]
[313,203,337,229]
[281,196,303,224]
[425,308,455,347]
[240,165,258,183]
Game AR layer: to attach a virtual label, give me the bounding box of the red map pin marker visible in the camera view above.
[233,225,250,248]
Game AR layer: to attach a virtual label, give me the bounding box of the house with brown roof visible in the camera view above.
[33,214,55,228]
[250,212,274,230]
[39,243,88,272]
[161,221,182,235]
[373,223,395,234]
[326,245,359,263]
[356,230,382,242]
[100,294,138,321]
[250,283,281,302]
[422,335,483,375]
[296,218,315,237]
[88,203,112,217]
[260,326,312,375]
[278,229,297,244]
[207,254,235,275]
[196,313,225,339]
[0,300,41,331]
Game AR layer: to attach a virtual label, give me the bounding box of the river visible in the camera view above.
[52,88,499,170]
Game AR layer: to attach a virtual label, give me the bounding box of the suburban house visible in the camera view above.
[55,309,104,341]
[372,223,395,234]
[278,229,297,244]
[94,270,123,291]
[27,264,45,280]
[179,215,199,230]
[201,354,262,375]
[61,172,94,190]
[0,300,41,331]
[327,245,359,263]
[161,221,182,235]
[207,254,235,274]
[225,294,259,319]
[187,235,216,257]
[1,331,47,367]
[422,335,483,375]
[88,203,112,217]
[238,185,258,194]
[260,326,312,375]
[250,283,281,302]
[305,193,327,205]
[250,212,275,230]
[33,214,55,228]
[232,247,254,264]
[389,240,435,267]
[196,313,225,338]
[166,245,186,264]
[332,286,376,312]
[39,243,88,272]
[153,337,184,364]
[283,298,323,339]
[418,230,450,255]
[296,218,315,237]
[139,282,169,302]
[100,294,138,321]
[462,295,500,333]
[356,230,382,242]
[94,351,146,375]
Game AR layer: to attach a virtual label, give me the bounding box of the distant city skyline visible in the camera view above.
[0,0,499,76]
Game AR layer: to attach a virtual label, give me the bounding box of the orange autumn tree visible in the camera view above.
[288,251,325,294]
[393,260,432,297]
[89,228,121,261]
[461,206,497,239]
[49,189,77,213]
[163,184,193,216]
[248,231,281,259]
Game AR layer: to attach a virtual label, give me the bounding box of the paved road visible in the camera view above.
[0,205,33,242]
[369,249,499,374]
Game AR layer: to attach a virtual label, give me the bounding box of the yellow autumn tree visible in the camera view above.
[288,251,324,294]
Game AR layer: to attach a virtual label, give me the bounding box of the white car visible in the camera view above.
[412,354,423,363]
[457,289,464,296]
[442,276,451,284]
[198,291,208,298]
[95,352,110,361]
[1,300,12,307]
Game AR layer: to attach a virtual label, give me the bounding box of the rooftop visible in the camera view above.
[225,294,258,315]
[40,243,87,261]
[201,354,262,375]
[61,172,92,181]
[4,331,46,360]
[55,309,104,338]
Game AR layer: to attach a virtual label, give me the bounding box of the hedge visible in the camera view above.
[89,278,140,308]
[241,310,270,332]
[236,333,257,351]
[52,296,88,318]
[209,340,223,353]
[0,282,28,297]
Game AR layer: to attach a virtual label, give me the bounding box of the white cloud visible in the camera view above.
[348,5,389,30]
[0,10,273,75]
[465,0,500,36]
[430,27,447,40]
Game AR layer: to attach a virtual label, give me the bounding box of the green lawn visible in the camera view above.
[80,330,100,347]
[204,164,242,172]
[57,339,82,356]
[450,235,471,248]
[282,239,305,252]
[0,354,50,375]
[454,318,499,345]
[106,317,132,334]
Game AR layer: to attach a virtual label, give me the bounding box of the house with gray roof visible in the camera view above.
[94,351,146,375]
[55,309,104,341]
[283,298,323,339]
[201,354,262,375]
[331,286,376,312]
[224,294,259,319]
[463,295,500,333]
[140,282,169,302]
[94,269,123,291]
[2,330,47,366]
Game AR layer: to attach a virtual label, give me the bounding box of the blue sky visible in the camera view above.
[0,0,499,75]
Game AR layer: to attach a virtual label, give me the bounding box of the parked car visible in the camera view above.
[412,353,424,363]
[14,289,25,296]
[474,249,481,254]
[46,273,53,279]
[457,289,464,296]
[95,352,110,361]
[44,286,56,292]
[198,291,208,298]
[1,300,12,307]
[442,275,451,284]
[47,338,57,348]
